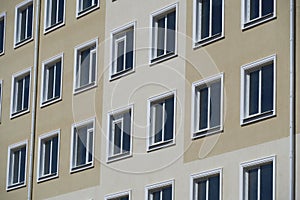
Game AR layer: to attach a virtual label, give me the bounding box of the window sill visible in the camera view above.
[76,5,100,19]
[40,96,62,108]
[147,139,175,152]
[192,126,223,140]
[242,14,276,31]
[110,68,134,81]
[37,173,58,183]
[6,182,26,191]
[44,22,65,35]
[73,82,97,95]
[193,34,224,49]
[10,109,30,119]
[241,110,275,126]
[107,152,132,163]
[70,162,93,174]
[14,37,33,49]
[150,52,177,66]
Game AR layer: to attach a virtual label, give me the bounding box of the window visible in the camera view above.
[151,4,177,63]
[76,0,99,17]
[0,80,2,123]
[111,22,135,80]
[191,169,222,200]
[41,54,63,106]
[146,180,174,200]
[44,0,65,33]
[107,105,133,162]
[70,118,95,172]
[14,0,33,47]
[193,0,224,47]
[0,12,6,55]
[74,39,97,93]
[241,156,275,200]
[148,91,176,151]
[10,68,31,118]
[241,55,275,125]
[105,190,131,200]
[242,0,275,29]
[192,73,223,138]
[37,130,60,182]
[6,141,27,190]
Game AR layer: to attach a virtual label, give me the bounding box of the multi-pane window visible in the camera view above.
[14,1,33,47]
[105,191,131,200]
[151,4,177,63]
[0,12,5,54]
[74,39,97,93]
[71,118,94,172]
[108,106,132,162]
[194,0,223,46]
[111,24,135,79]
[11,69,31,118]
[242,0,275,28]
[6,141,27,190]
[148,91,175,151]
[77,0,99,17]
[241,157,275,200]
[38,131,59,182]
[44,0,64,32]
[146,180,174,200]
[41,54,63,106]
[192,74,223,138]
[191,169,222,200]
[241,56,275,124]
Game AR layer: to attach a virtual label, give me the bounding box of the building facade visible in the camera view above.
[0,0,299,199]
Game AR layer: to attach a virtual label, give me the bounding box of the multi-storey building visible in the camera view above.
[0,0,299,199]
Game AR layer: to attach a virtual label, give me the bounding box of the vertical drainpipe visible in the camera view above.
[28,0,41,199]
[289,0,295,199]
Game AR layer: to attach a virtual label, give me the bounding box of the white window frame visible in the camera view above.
[70,117,95,173]
[193,0,225,48]
[76,0,99,18]
[14,0,34,48]
[0,12,6,56]
[37,129,60,182]
[191,73,224,139]
[0,80,2,123]
[240,55,276,125]
[105,190,132,200]
[10,68,31,119]
[150,3,178,64]
[6,140,28,191]
[147,90,176,152]
[107,105,133,163]
[240,156,276,200]
[241,0,276,30]
[44,0,65,34]
[110,21,136,81]
[40,53,63,107]
[73,38,98,94]
[145,179,174,200]
[190,168,223,200]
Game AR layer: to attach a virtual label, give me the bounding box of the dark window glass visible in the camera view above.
[197,180,207,200]
[262,0,274,16]
[125,30,134,70]
[261,64,273,112]
[166,11,176,54]
[212,0,222,36]
[260,163,273,200]
[114,122,122,154]
[201,0,210,39]
[164,97,174,141]
[162,186,172,200]
[157,17,165,57]
[0,18,4,53]
[250,0,259,20]
[210,81,221,128]
[199,87,208,129]
[249,70,259,115]
[248,168,258,200]
[208,175,220,200]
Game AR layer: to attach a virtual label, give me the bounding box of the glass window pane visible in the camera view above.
[58,0,64,22]
[249,71,259,115]
[51,136,58,174]
[0,19,4,52]
[248,168,258,200]
[16,78,24,111]
[76,127,87,166]
[20,147,26,183]
[164,97,174,141]
[55,61,62,98]
[51,0,58,25]
[212,0,222,36]
[13,150,20,184]
[27,5,33,38]
[250,0,259,20]
[44,140,51,175]
[24,75,30,110]
[262,0,273,16]
[20,9,26,41]
[117,40,125,72]
[91,50,96,82]
[154,103,163,143]
[123,111,131,152]
[79,49,90,87]
[210,81,221,128]
[83,0,92,11]
[201,0,210,39]
[120,197,129,200]
[47,66,55,100]
[88,130,93,162]
[166,11,176,54]
[125,30,134,69]
[208,175,220,200]
[197,180,207,200]
[152,191,161,200]
[114,122,122,154]
[157,17,165,57]
[261,64,273,113]
[199,87,208,130]
[163,186,172,200]
[260,163,273,200]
